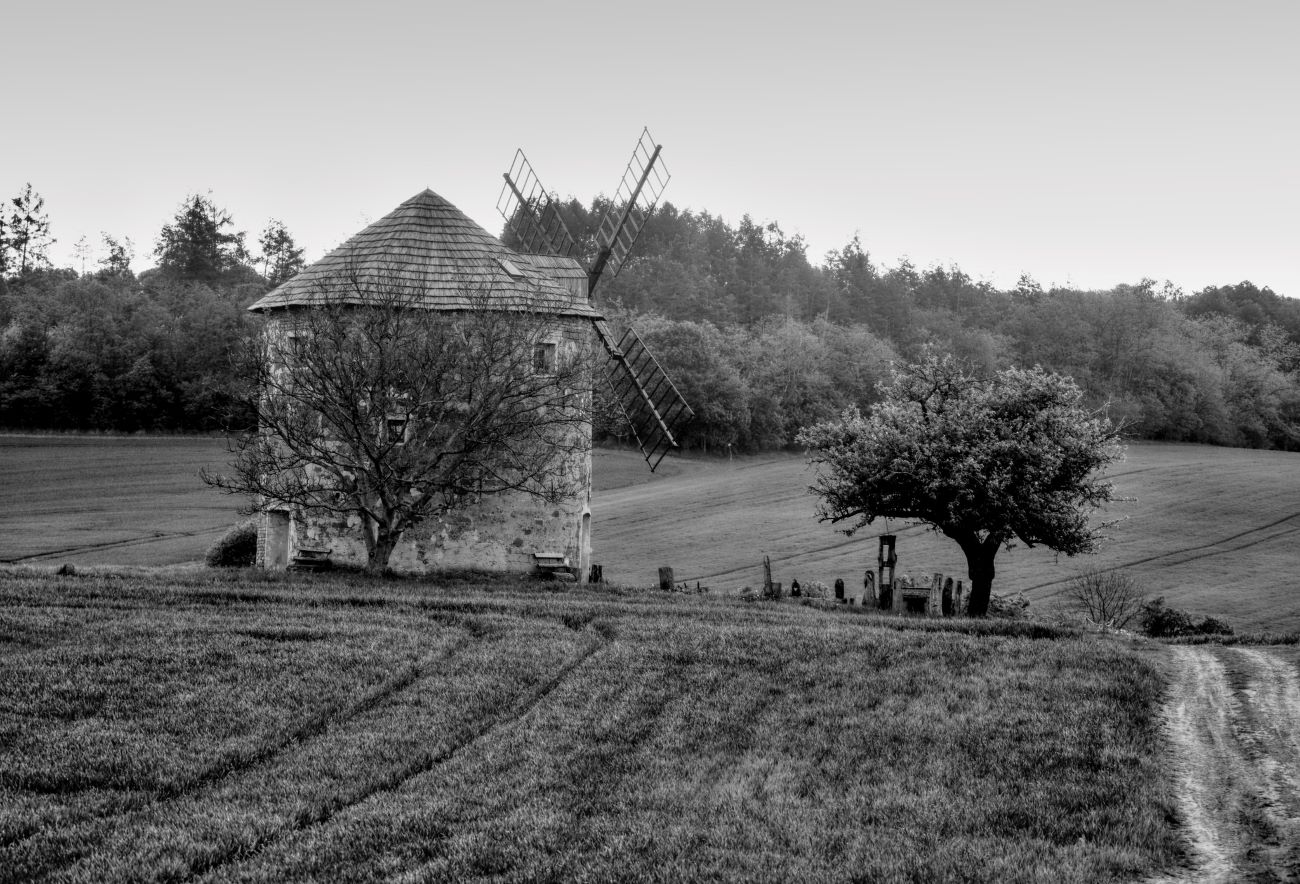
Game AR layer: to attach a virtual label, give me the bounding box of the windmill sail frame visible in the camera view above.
[597,320,694,472]
[496,130,689,472]
[589,128,671,295]
[497,150,578,259]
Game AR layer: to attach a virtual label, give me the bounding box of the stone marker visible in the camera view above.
[658,566,674,591]
[834,578,845,601]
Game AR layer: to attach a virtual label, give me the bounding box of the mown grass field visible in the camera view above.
[2,436,1298,631]
[0,569,1179,883]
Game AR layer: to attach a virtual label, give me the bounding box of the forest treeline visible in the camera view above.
[2,185,1299,450]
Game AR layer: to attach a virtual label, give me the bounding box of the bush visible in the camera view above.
[205,520,258,568]
[1138,596,1234,638]
[1062,568,1144,629]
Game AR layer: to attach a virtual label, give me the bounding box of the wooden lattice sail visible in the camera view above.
[499,129,691,471]
[497,150,578,259]
[595,320,693,472]
[588,128,671,295]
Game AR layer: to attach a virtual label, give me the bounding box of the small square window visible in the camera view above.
[386,416,409,444]
[533,342,557,373]
[497,257,525,279]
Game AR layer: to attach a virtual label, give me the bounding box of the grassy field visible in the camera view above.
[0,569,1179,882]
[0,435,244,566]
[593,442,1300,634]
[2,436,1298,631]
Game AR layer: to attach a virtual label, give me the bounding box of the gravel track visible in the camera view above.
[1153,645,1300,882]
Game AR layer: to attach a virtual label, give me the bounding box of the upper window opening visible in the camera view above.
[497,257,525,280]
[533,342,557,374]
[386,414,409,445]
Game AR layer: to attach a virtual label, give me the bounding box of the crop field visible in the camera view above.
[0,435,245,566]
[0,569,1179,882]
[2,436,1298,631]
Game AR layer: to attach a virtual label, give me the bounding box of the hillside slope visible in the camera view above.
[592,443,1300,633]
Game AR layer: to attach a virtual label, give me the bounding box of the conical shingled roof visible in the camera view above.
[248,189,596,318]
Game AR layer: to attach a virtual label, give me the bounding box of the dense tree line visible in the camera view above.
[2,185,1298,449]
[582,203,1300,451]
[0,189,301,432]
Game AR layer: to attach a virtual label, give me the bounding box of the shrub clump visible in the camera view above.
[206,520,259,568]
[1062,568,1144,629]
[987,592,1030,618]
[1138,596,1234,638]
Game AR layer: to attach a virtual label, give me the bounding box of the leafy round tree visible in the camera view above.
[797,354,1124,616]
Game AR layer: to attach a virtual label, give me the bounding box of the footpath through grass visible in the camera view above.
[0,568,1181,883]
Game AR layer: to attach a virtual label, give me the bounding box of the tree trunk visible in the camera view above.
[958,537,998,617]
[366,534,398,574]
[362,516,400,575]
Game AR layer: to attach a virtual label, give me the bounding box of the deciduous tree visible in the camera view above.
[797,353,1124,616]
[99,233,133,276]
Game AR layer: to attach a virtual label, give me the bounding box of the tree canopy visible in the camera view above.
[3,183,54,276]
[797,354,1124,616]
[3,185,1300,451]
[153,193,251,284]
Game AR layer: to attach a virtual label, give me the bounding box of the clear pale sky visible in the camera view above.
[4,0,1297,297]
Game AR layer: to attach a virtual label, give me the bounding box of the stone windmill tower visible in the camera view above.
[244,131,690,579]
[498,128,693,472]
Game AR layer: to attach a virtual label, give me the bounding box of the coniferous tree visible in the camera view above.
[257,219,306,286]
[154,193,250,284]
[4,183,54,276]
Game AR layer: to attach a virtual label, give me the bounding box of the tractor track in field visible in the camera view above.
[1022,510,1300,596]
[1148,645,1300,883]
[0,635,475,859]
[179,629,610,883]
[0,528,227,564]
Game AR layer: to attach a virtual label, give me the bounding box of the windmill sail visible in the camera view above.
[497,150,578,258]
[497,133,691,471]
[596,320,693,472]
[588,128,670,295]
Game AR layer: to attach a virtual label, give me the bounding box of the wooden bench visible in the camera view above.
[289,547,333,572]
[533,552,573,580]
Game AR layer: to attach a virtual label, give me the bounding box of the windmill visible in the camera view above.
[497,128,693,472]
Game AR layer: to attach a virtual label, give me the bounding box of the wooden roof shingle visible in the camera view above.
[248,189,597,318]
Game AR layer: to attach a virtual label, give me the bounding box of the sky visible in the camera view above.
[4,0,1298,297]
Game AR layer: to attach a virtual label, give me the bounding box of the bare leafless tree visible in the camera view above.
[1061,568,1146,629]
[203,271,592,573]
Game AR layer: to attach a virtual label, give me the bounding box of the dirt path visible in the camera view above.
[1153,645,1300,882]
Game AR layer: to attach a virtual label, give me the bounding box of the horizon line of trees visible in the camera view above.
[2,185,1298,451]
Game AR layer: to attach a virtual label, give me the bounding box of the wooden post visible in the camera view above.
[658,566,674,591]
[878,535,897,611]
